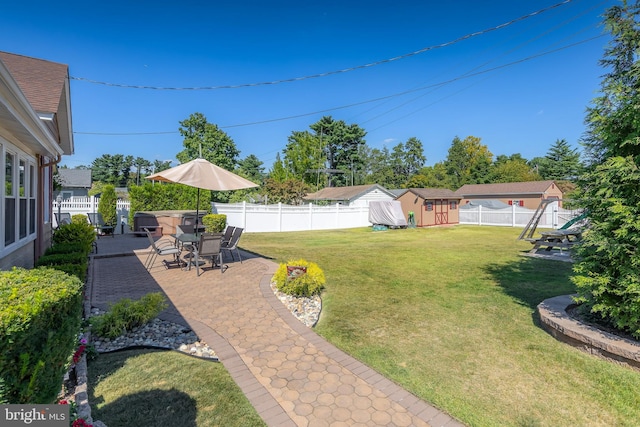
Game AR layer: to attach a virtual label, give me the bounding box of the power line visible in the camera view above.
[73,34,605,137]
[69,1,573,91]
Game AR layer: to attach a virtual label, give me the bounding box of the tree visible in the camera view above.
[361,146,394,187]
[491,154,540,183]
[262,178,310,205]
[177,112,241,203]
[282,130,325,186]
[309,116,367,187]
[97,184,118,227]
[237,154,265,185]
[151,159,173,174]
[444,136,493,189]
[409,163,453,189]
[177,112,239,171]
[132,156,152,186]
[268,153,288,182]
[572,1,640,339]
[403,137,427,176]
[91,154,133,187]
[536,139,582,180]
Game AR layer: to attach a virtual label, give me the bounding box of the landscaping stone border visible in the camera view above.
[537,294,640,370]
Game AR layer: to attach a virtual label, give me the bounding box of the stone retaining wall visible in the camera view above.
[537,295,640,370]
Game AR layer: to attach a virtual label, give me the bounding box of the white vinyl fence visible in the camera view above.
[212,202,371,233]
[459,202,581,229]
[53,197,582,234]
[52,196,131,233]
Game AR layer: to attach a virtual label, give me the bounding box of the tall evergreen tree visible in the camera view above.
[572,1,640,338]
[538,139,582,180]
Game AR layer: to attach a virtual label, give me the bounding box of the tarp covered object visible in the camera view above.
[460,199,511,209]
[368,201,408,227]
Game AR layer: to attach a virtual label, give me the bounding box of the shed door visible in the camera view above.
[435,200,448,225]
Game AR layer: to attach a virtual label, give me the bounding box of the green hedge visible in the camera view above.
[52,222,95,254]
[0,267,83,403]
[128,182,211,224]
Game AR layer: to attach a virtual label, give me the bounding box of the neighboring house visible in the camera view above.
[304,184,395,207]
[0,51,73,269]
[455,180,563,210]
[395,188,462,227]
[55,169,91,199]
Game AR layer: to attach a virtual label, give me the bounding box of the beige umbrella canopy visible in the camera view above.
[146,158,258,223]
[146,158,258,191]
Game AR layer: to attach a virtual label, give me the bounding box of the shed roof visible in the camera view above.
[455,180,557,196]
[305,184,394,201]
[57,169,91,188]
[399,188,462,200]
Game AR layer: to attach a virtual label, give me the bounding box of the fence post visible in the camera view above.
[278,202,283,232]
[309,203,313,231]
[512,204,516,227]
[478,205,482,226]
[242,201,247,230]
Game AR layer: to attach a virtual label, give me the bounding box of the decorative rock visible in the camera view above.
[90,309,217,360]
[270,281,322,328]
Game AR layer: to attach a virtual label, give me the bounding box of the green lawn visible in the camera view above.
[88,349,266,427]
[241,226,640,427]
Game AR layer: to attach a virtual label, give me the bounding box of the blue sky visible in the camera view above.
[1,0,616,171]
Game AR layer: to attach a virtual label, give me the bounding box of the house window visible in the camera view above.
[29,164,36,234]
[450,201,457,210]
[19,160,27,239]
[5,152,16,245]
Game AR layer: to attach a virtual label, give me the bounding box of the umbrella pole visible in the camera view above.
[196,188,200,230]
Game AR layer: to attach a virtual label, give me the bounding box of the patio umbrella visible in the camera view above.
[145,158,258,225]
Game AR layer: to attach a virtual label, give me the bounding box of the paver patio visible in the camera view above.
[88,234,463,426]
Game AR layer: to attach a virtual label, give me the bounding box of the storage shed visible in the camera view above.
[456,180,563,209]
[395,188,462,227]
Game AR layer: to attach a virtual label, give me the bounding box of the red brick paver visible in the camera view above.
[89,234,463,427]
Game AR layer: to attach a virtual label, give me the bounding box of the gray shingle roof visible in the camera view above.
[57,169,91,188]
[305,184,394,201]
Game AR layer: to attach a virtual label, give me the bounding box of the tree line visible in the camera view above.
[61,113,583,204]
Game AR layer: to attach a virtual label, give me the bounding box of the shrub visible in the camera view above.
[53,222,95,254]
[44,242,86,256]
[202,214,226,233]
[0,267,83,403]
[90,293,168,339]
[273,259,325,297]
[71,214,88,225]
[98,185,118,226]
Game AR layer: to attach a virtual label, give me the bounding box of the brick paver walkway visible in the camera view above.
[89,235,463,427]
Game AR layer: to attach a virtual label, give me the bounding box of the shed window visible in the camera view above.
[450,201,457,210]
[424,201,433,211]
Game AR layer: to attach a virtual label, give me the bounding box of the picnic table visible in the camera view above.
[529,229,582,254]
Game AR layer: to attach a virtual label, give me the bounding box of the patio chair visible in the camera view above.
[87,213,114,238]
[144,228,183,271]
[222,227,244,263]
[185,232,226,276]
[54,212,71,228]
[221,225,235,246]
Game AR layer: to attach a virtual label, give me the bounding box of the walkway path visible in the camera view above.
[89,234,463,426]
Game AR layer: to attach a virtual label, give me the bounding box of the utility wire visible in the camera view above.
[74,34,605,137]
[69,1,573,91]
